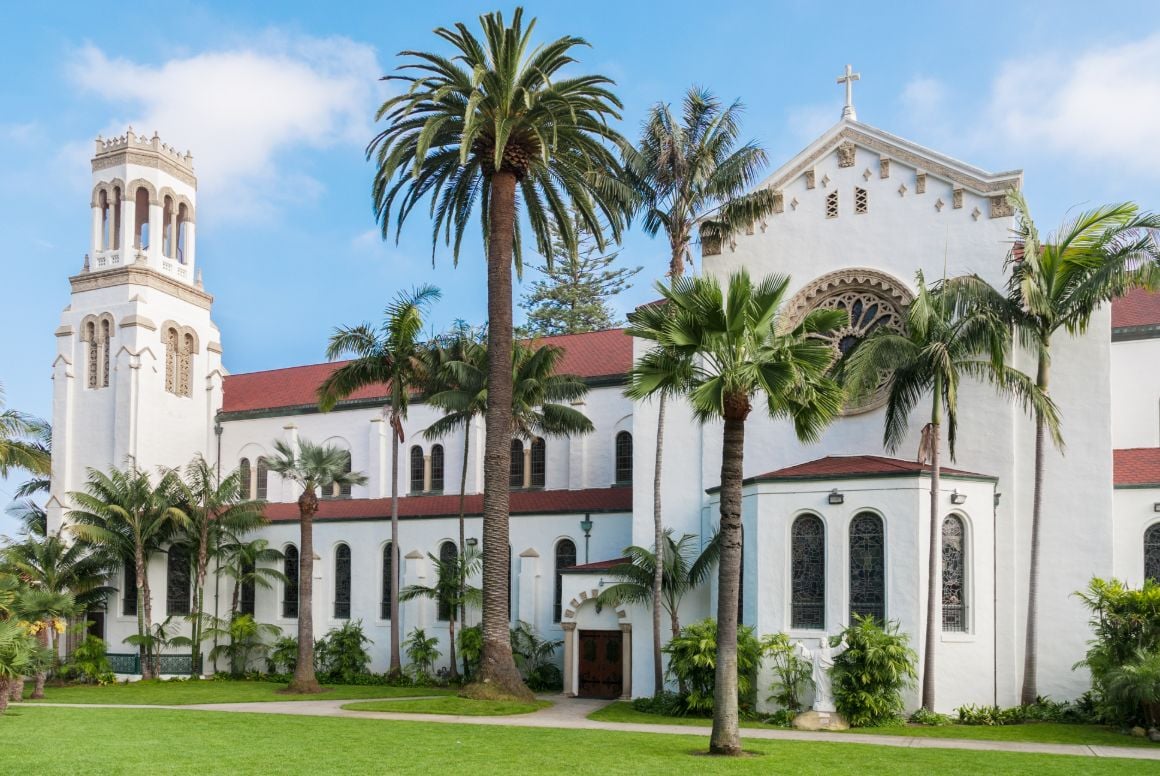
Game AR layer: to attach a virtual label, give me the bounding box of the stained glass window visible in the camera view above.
[437,541,457,621]
[238,458,252,499]
[791,514,825,629]
[381,542,393,620]
[431,445,445,492]
[531,438,546,488]
[942,515,966,632]
[255,457,268,500]
[166,545,192,616]
[615,432,633,484]
[283,545,299,619]
[510,439,525,488]
[410,445,425,494]
[554,539,576,622]
[334,544,351,619]
[240,559,256,617]
[849,512,885,623]
[1146,524,1160,582]
[122,560,138,616]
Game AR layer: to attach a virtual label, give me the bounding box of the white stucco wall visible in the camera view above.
[1111,337,1160,449]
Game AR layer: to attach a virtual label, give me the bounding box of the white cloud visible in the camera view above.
[986,33,1160,175]
[785,102,838,144]
[900,77,946,117]
[68,32,384,220]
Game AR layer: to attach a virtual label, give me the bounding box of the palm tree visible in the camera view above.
[265,438,366,693]
[318,284,441,675]
[622,87,779,694]
[509,340,595,441]
[1001,192,1160,703]
[370,7,627,700]
[627,270,845,756]
[0,383,50,481]
[0,573,37,713]
[400,544,482,680]
[11,587,74,699]
[217,535,287,623]
[845,270,1056,711]
[67,465,189,680]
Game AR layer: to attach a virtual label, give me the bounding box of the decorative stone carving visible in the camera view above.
[935,198,945,212]
[804,169,816,190]
[862,168,873,181]
[790,197,800,211]
[69,266,213,310]
[952,188,964,209]
[836,141,856,168]
[821,173,831,188]
[897,183,907,197]
[879,158,891,178]
[773,191,785,214]
[915,172,927,194]
[972,206,982,221]
[990,194,1015,218]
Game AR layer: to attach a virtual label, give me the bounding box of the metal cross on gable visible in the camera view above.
[837,64,861,121]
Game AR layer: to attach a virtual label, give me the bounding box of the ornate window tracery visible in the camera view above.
[849,512,885,623]
[855,187,868,214]
[942,515,966,632]
[162,322,196,397]
[826,191,839,218]
[791,514,826,629]
[334,543,351,620]
[82,314,114,389]
[1146,524,1160,582]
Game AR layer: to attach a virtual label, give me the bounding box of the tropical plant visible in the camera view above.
[268,635,298,675]
[999,193,1160,704]
[662,618,763,715]
[315,621,373,683]
[0,618,34,714]
[400,544,481,681]
[67,465,189,680]
[627,270,844,754]
[621,86,779,698]
[60,634,114,684]
[830,616,918,728]
[403,627,441,681]
[761,632,813,713]
[11,587,73,698]
[370,6,627,700]
[216,536,286,624]
[456,624,483,680]
[204,614,281,676]
[844,270,1054,711]
[509,620,562,691]
[319,283,441,675]
[264,439,367,692]
[123,615,187,675]
[0,382,51,481]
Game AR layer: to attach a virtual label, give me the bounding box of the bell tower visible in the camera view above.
[46,129,225,532]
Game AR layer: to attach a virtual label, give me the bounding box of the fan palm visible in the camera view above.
[370,7,627,700]
[0,383,50,481]
[264,438,366,693]
[1001,192,1160,703]
[67,465,189,679]
[319,283,441,675]
[844,270,1057,711]
[400,544,482,680]
[622,87,779,693]
[0,573,37,713]
[627,270,844,756]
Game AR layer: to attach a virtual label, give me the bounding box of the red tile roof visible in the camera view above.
[561,556,631,574]
[262,486,632,523]
[1113,288,1160,329]
[221,328,633,414]
[741,454,992,484]
[1114,448,1160,487]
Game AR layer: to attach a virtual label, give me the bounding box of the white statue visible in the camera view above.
[796,637,848,713]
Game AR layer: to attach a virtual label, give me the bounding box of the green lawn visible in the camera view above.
[590,701,1154,749]
[0,707,1154,775]
[21,679,453,705]
[343,697,551,716]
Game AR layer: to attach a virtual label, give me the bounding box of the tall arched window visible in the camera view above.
[238,458,252,499]
[530,438,546,488]
[162,195,175,257]
[942,515,967,632]
[163,325,194,397]
[410,445,425,494]
[431,445,445,493]
[255,457,269,500]
[554,539,577,622]
[111,186,122,250]
[122,559,138,616]
[98,189,110,250]
[334,544,352,619]
[849,512,885,623]
[100,318,111,388]
[437,541,457,621]
[240,559,256,617]
[615,431,633,485]
[381,542,393,620]
[85,320,98,389]
[510,439,525,488]
[176,203,189,264]
[134,186,150,249]
[791,514,825,629]
[282,545,299,618]
[1146,524,1160,582]
[166,545,192,616]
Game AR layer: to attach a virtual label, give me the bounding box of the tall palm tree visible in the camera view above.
[622,87,779,694]
[0,573,37,713]
[400,544,483,680]
[67,465,189,679]
[216,536,287,623]
[1001,192,1160,703]
[508,340,594,441]
[845,271,1056,711]
[265,439,366,693]
[370,7,627,700]
[0,383,50,481]
[318,284,441,675]
[627,270,844,756]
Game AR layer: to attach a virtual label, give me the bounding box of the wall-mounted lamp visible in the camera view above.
[827,489,844,505]
[1153,502,1160,513]
[580,513,594,564]
[466,537,479,548]
[950,490,967,505]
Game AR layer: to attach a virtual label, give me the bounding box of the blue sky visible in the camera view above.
[2,0,1160,519]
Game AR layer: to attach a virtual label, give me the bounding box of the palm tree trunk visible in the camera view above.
[459,428,470,679]
[390,423,402,676]
[192,515,210,677]
[289,490,322,693]
[467,169,532,701]
[448,612,458,682]
[1021,349,1050,705]
[31,629,49,699]
[652,394,666,697]
[231,580,241,622]
[0,678,9,714]
[135,547,152,680]
[921,396,942,712]
[710,394,749,756]
[10,676,24,702]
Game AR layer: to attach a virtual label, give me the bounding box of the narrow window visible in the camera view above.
[791,514,826,629]
[99,189,110,250]
[530,438,546,488]
[238,458,252,500]
[111,187,122,250]
[554,539,577,623]
[381,542,393,620]
[437,541,457,621]
[176,203,188,264]
[339,451,352,498]
[100,318,111,387]
[255,457,268,500]
[166,545,192,616]
[282,545,299,619]
[410,445,425,494]
[122,559,138,617]
[855,187,868,214]
[615,431,633,485]
[86,321,98,389]
[431,444,445,493]
[826,191,839,219]
[134,186,150,249]
[509,439,525,488]
[179,332,194,397]
[164,327,179,395]
[240,559,256,617]
[334,544,351,619]
[849,512,885,623]
[162,195,174,257]
[942,515,967,632]
[1146,524,1160,582]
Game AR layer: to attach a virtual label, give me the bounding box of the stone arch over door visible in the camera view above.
[561,589,631,699]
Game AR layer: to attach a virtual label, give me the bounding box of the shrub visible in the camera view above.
[631,691,687,717]
[957,704,1021,726]
[908,707,953,726]
[763,708,798,727]
[207,615,280,676]
[457,624,482,680]
[61,635,114,685]
[403,627,441,680]
[830,616,917,727]
[267,636,298,675]
[510,621,562,691]
[315,621,372,683]
[663,618,762,714]
[761,632,813,713]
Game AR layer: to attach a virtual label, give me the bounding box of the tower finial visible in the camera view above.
[836,64,861,121]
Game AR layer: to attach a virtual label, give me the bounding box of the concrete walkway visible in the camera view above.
[22,695,1160,762]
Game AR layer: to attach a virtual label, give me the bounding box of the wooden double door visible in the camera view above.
[578,630,622,699]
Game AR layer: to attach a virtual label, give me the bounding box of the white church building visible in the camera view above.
[44,97,1160,712]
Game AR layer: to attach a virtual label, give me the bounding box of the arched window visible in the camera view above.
[340,449,353,498]
[849,512,885,623]
[163,325,193,397]
[380,542,393,620]
[176,203,189,264]
[1146,524,1160,582]
[134,186,150,249]
[238,458,252,500]
[530,438,546,488]
[410,445,425,494]
[240,559,256,617]
[554,539,576,623]
[615,431,633,484]
[942,515,967,632]
[255,457,268,500]
[111,186,122,250]
[122,559,138,616]
[323,450,353,499]
[100,318,111,388]
[334,544,351,619]
[510,439,525,488]
[98,189,110,250]
[791,514,825,629]
[437,541,457,621]
[85,320,98,389]
[282,545,299,618]
[162,195,174,257]
[166,545,192,616]
[431,444,445,493]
